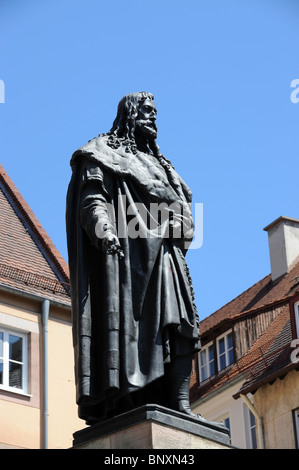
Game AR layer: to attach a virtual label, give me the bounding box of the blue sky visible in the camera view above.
[0,0,298,320]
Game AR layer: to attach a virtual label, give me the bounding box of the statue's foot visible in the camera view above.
[177,399,198,418]
[196,414,229,430]
[177,400,228,431]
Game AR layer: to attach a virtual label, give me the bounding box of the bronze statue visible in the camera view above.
[66,92,200,424]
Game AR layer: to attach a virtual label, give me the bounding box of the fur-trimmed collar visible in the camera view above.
[71,135,193,207]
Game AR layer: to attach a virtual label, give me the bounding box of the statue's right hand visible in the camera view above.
[102,232,124,257]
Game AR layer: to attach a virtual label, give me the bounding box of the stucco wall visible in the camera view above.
[0,292,84,449]
[47,308,84,448]
[253,370,299,449]
[192,380,248,448]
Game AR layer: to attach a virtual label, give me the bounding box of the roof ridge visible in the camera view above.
[0,164,69,283]
[230,295,291,320]
[200,272,272,325]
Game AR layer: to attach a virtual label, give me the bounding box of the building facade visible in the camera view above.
[190,216,299,449]
[0,164,83,448]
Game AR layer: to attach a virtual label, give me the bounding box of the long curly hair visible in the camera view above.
[105,92,155,155]
[102,92,188,205]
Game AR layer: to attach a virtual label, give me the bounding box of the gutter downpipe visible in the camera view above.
[240,393,264,449]
[42,299,50,449]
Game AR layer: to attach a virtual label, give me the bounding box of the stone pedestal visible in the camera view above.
[72,404,231,449]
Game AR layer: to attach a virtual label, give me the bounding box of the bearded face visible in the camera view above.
[135,98,158,141]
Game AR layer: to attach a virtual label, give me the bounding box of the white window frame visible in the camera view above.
[222,415,231,440]
[0,327,28,395]
[216,330,234,371]
[248,409,257,449]
[293,408,299,449]
[294,302,299,338]
[215,413,231,443]
[243,403,258,449]
[198,341,215,382]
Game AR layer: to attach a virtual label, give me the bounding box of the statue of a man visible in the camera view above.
[66,92,200,424]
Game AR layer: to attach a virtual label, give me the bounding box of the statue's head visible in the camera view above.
[109,92,157,144]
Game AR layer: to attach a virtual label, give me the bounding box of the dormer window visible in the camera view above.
[199,342,215,381]
[217,330,234,371]
[198,329,235,383]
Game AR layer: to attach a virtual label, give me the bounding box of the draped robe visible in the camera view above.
[66,135,200,421]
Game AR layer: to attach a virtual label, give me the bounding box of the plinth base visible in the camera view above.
[72,404,231,449]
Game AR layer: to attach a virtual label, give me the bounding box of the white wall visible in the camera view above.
[192,380,250,449]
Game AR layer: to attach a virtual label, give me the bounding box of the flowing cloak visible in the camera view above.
[66,134,200,421]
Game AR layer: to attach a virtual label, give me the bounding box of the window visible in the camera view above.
[215,415,231,443]
[217,331,234,370]
[198,330,235,383]
[293,408,299,449]
[248,410,257,449]
[0,328,28,394]
[223,417,231,442]
[244,405,258,449]
[199,342,215,381]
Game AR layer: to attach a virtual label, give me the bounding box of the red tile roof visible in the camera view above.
[0,164,70,304]
[191,303,298,402]
[233,305,296,397]
[200,259,299,338]
[190,251,299,404]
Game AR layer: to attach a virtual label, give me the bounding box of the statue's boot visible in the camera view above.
[166,354,228,431]
[166,353,196,417]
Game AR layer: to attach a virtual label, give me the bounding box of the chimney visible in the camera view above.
[264,216,299,282]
